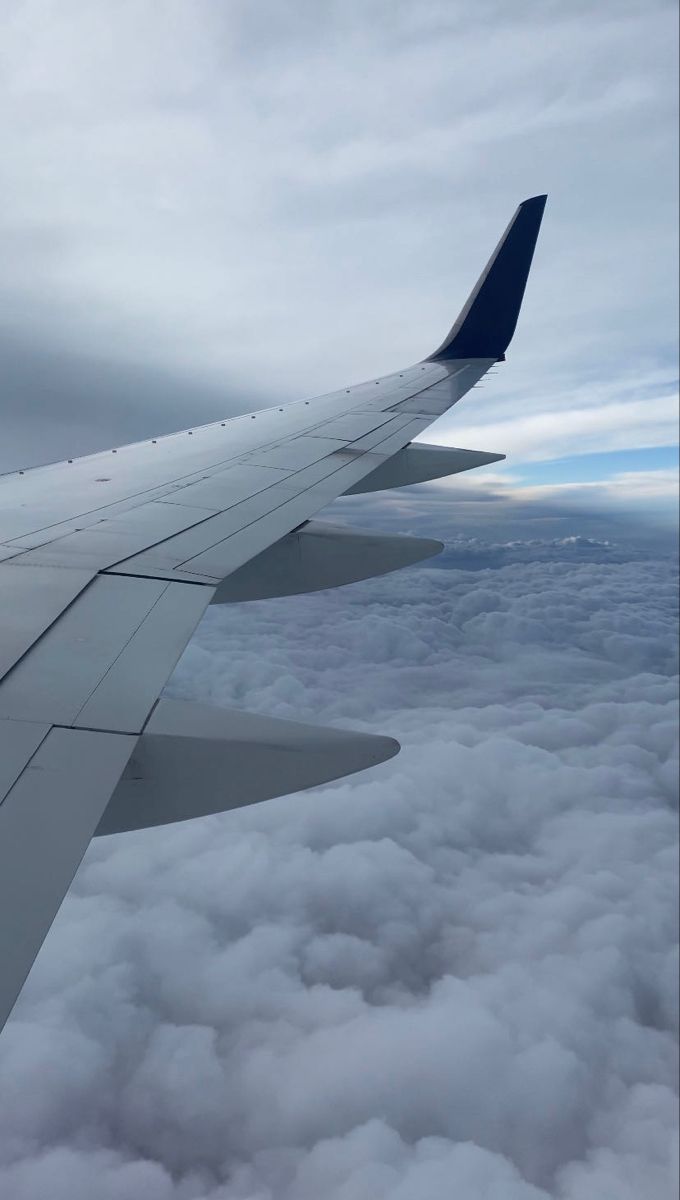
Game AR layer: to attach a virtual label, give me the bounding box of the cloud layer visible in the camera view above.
[0,0,677,472]
[0,499,676,1200]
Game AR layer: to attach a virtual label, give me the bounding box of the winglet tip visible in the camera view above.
[521,193,548,211]
[428,193,548,362]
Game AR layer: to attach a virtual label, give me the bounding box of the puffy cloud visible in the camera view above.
[0,499,676,1199]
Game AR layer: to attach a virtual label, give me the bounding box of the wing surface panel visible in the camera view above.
[107,414,433,582]
[0,564,96,677]
[0,728,136,1030]
[304,412,397,441]
[0,575,213,731]
[0,719,51,799]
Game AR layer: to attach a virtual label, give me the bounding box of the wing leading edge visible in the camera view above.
[0,196,547,1030]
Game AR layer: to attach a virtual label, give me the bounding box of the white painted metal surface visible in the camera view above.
[0,564,96,677]
[0,719,51,802]
[305,412,396,441]
[0,575,213,731]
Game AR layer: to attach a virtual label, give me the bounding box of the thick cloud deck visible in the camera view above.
[0,522,677,1200]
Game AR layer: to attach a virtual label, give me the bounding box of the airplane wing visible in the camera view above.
[0,194,546,1030]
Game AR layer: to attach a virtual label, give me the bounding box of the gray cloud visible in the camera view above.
[0,497,676,1199]
[0,0,677,467]
[0,330,258,472]
[331,479,680,556]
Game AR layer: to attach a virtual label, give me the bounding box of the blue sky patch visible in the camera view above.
[513,444,679,485]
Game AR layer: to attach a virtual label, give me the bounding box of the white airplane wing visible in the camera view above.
[0,195,546,1029]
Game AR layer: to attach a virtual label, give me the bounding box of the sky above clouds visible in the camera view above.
[0,2,678,1199]
[0,0,678,502]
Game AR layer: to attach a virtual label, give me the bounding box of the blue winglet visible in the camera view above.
[428,194,547,362]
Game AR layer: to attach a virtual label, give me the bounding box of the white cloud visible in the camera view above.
[427,381,679,463]
[429,465,680,514]
[513,468,679,505]
[0,519,676,1199]
[0,0,677,428]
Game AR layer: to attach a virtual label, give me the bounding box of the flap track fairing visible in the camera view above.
[344,441,504,495]
[96,699,400,834]
[210,520,443,603]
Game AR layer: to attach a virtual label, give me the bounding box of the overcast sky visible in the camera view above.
[0,3,678,1199]
[0,0,678,505]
